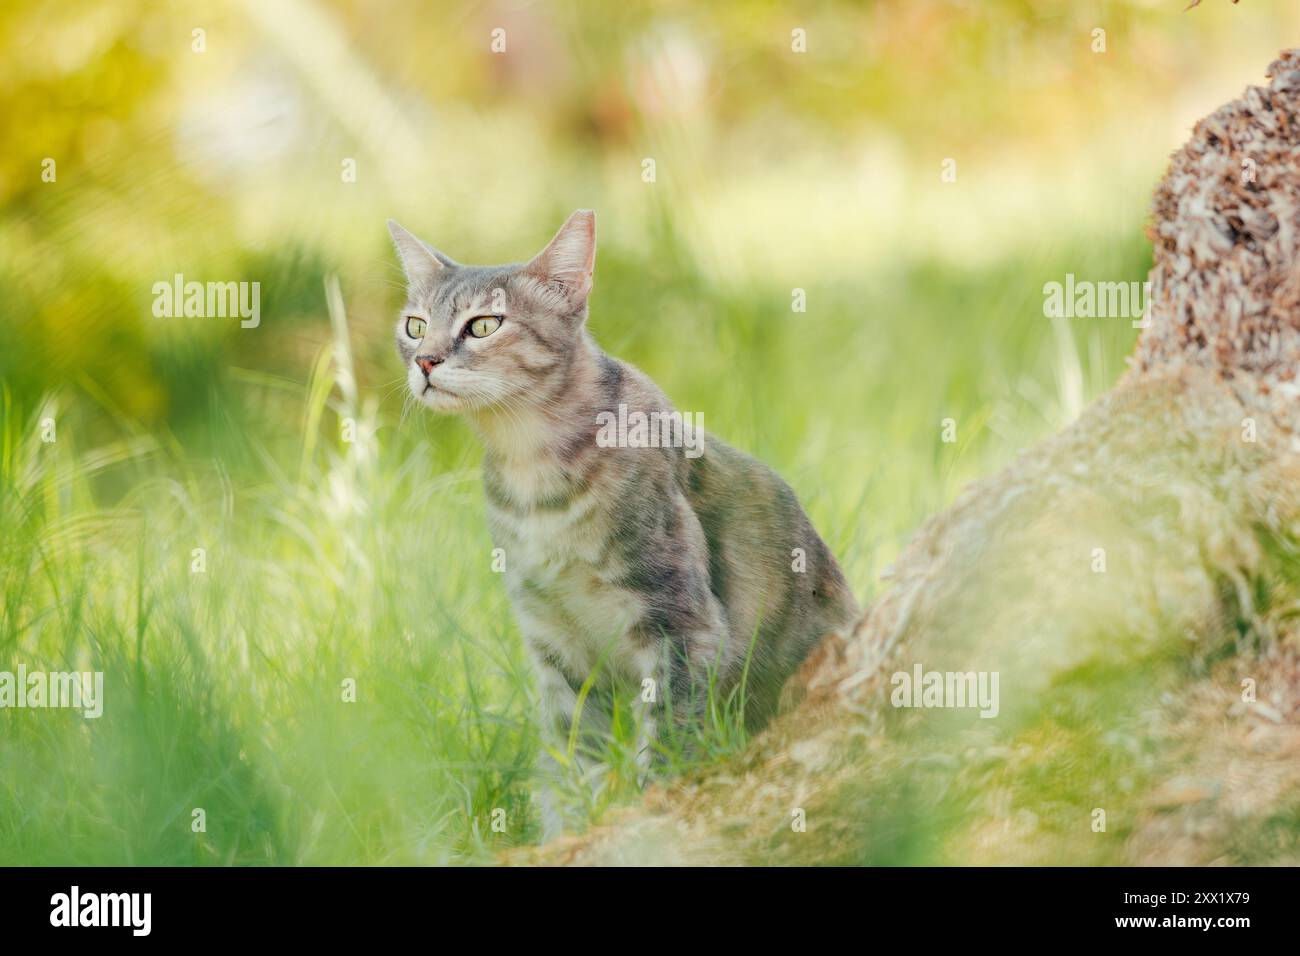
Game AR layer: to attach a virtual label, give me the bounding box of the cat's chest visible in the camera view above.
[498,508,635,622]
[485,457,611,560]
[489,492,645,671]
[504,541,644,675]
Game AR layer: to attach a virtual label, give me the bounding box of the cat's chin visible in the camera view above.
[414,384,466,413]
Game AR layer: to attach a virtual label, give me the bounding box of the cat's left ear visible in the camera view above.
[387,220,455,288]
[524,209,595,307]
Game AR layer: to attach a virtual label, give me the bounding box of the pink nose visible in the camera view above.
[416,355,441,375]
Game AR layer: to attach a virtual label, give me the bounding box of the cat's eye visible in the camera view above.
[405,316,427,339]
[467,316,502,338]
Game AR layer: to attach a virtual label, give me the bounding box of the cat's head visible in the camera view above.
[387,210,596,414]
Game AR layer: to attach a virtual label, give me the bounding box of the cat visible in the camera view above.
[388,210,860,832]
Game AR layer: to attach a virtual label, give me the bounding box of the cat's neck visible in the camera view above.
[466,335,605,467]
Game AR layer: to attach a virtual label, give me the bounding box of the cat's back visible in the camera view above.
[611,358,853,617]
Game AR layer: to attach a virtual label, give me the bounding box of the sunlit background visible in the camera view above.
[2,0,1298,864]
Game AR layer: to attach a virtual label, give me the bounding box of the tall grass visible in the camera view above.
[0,227,1148,864]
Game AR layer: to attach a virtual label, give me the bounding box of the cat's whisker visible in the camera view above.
[378,377,413,411]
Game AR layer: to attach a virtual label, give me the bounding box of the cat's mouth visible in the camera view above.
[423,380,460,398]
[416,377,467,411]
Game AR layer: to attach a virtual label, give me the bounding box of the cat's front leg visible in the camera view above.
[629,613,730,771]
[628,644,672,784]
[527,649,590,841]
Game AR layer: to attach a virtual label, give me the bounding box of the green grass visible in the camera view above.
[0,225,1148,865]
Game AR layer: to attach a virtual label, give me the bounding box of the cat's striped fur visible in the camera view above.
[389,211,858,829]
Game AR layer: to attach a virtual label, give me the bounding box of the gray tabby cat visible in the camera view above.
[388,210,859,829]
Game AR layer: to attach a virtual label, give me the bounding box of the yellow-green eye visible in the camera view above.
[405,316,427,339]
[468,316,502,338]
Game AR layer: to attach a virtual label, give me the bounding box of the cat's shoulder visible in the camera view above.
[598,353,668,407]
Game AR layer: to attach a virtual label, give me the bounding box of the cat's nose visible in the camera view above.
[416,355,442,376]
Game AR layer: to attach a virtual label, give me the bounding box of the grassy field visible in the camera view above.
[0,218,1149,864]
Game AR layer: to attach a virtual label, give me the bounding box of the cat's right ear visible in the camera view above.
[524,209,596,307]
[387,220,451,288]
